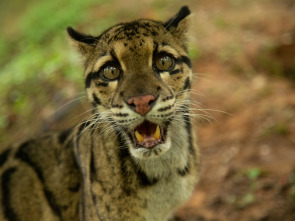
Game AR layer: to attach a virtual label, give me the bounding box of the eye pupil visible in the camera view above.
[155,55,174,71]
[102,65,120,80]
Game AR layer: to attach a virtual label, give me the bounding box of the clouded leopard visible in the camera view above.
[0,6,199,221]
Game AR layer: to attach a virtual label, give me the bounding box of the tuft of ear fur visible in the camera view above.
[67,27,96,55]
[164,6,192,45]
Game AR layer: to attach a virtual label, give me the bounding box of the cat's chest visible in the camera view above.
[140,173,194,221]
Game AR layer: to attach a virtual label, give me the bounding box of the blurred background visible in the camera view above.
[0,0,295,220]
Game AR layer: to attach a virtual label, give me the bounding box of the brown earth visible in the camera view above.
[173,1,295,220]
[176,59,295,221]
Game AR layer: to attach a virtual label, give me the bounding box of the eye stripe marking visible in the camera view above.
[169,69,181,75]
[174,56,191,68]
[96,82,109,87]
[180,56,192,68]
[85,72,99,88]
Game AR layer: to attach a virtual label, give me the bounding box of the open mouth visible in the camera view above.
[130,120,167,149]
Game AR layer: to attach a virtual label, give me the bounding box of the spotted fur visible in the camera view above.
[0,6,199,221]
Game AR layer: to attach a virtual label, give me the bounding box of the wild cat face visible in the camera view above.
[68,6,193,159]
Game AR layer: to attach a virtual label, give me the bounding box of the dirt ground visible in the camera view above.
[176,60,295,220]
[173,1,295,220]
[2,0,295,220]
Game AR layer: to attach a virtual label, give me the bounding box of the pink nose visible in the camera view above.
[127,95,156,116]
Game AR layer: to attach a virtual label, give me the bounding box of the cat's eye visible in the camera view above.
[154,54,174,71]
[102,65,121,80]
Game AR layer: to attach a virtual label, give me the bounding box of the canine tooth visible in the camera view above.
[154,125,160,140]
[135,130,144,142]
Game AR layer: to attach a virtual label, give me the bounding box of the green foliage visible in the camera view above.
[262,122,289,138]
[288,173,295,201]
[0,0,113,132]
[20,1,89,44]
[151,0,171,10]
[227,167,264,209]
[246,167,263,181]
[0,0,100,88]
[290,186,295,201]
[239,193,255,208]
[257,49,283,77]
[0,37,9,60]
[188,44,201,60]
[236,167,263,208]
[215,16,228,29]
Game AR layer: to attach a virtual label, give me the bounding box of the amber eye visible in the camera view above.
[102,65,121,80]
[154,55,174,71]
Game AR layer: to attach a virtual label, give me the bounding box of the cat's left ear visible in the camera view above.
[67,27,97,56]
[164,6,192,43]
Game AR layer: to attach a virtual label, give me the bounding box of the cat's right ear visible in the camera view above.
[67,27,96,55]
[164,6,192,46]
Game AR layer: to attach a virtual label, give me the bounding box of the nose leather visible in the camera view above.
[127,95,155,116]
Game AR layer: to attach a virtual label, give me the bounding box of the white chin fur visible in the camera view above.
[129,137,171,159]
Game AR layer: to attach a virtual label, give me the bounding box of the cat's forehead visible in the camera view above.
[101,19,165,43]
[96,20,170,67]
[97,20,180,59]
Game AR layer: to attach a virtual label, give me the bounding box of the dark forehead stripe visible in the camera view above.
[152,41,159,58]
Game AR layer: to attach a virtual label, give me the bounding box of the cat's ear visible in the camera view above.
[67,27,96,55]
[164,6,192,44]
